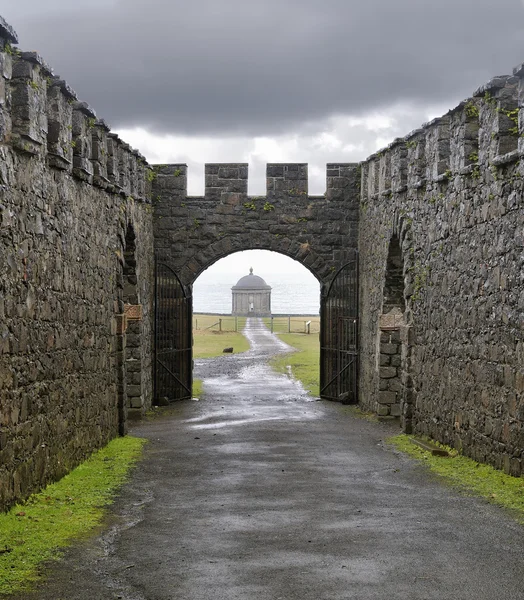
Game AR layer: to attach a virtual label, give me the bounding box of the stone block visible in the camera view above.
[390,404,401,417]
[379,391,397,405]
[381,343,399,355]
[380,367,397,379]
[390,355,401,367]
[379,354,390,366]
[388,378,402,392]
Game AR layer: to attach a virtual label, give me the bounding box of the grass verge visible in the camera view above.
[270,333,320,396]
[0,436,147,596]
[388,434,524,523]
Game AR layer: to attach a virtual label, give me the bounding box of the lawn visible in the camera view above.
[270,332,320,396]
[0,436,146,596]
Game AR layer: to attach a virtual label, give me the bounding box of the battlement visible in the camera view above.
[361,73,523,200]
[0,24,151,201]
[152,162,360,201]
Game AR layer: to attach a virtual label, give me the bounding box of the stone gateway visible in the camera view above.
[0,15,523,511]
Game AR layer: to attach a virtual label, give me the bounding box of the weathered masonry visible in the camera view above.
[0,19,154,510]
[359,74,524,475]
[0,14,523,511]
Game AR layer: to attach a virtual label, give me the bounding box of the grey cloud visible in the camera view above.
[3,0,524,136]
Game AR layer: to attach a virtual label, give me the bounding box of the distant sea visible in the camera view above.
[193,272,320,315]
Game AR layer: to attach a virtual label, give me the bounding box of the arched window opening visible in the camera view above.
[378,236,407,425]
[117,224,144,424]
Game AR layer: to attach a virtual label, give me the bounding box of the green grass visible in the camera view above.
[270,333,320,396]
[193,378,203,398]
[388,434,524,523]
[193,330,250,358]
[0,436,146,596]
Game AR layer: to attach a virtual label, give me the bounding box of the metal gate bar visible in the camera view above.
[320,253,359,402]
[154,260,192,403]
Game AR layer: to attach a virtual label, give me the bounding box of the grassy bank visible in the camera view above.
[270,333,320,396]
[0,436,146,596]
[389,434,524,523]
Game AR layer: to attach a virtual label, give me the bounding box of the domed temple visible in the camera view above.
[231,268,272,317]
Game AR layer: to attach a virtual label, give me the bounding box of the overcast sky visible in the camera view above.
[2,1,524,287]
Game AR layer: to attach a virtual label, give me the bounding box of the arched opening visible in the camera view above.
[116,224,144,429]
[153,248,359,405]
[192,250,321,394]
[378,235,412,430]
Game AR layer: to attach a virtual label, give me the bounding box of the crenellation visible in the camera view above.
[128,148,138,198]
[266,163,308,198]
[476,75,519,162]
[514,67,524,154]
[406,130,426,189]
[46,79,74,171]
[106,132,121,191]
[91,119,110,188]
[71,101,95,182]
[390,142,407,192]
[0,48,12,143]
[118,142,132,196]
[325,163,359,202]
[0,15,18,46]
[154,163,188,198]
[205,163,248,200]
[449,99,480,173]
[378,152,391,194]
[10,52,51,155]
[366,159,378,198]
[135,153,147,201]
[425,115,451,181]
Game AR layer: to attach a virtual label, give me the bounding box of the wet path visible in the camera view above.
[17,319,524,600]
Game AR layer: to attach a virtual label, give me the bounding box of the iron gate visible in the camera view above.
[320,252,359,402]
[154,260,192,403]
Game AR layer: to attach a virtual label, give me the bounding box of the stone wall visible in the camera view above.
[359,72,524,475]
[2,8,524,512]
[0,19,154,510]
[151,162,360,288]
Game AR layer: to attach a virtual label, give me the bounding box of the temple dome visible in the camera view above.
[232,267,271,290]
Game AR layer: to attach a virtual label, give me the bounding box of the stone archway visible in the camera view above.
[150,162,362,404]
[150,160,364,405]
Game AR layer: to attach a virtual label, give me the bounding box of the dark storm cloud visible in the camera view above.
[3,0,524,135]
